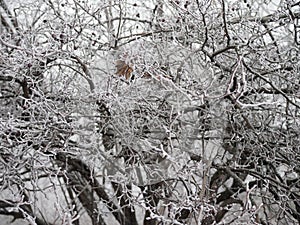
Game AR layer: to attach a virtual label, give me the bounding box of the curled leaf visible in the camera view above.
[115,60,133,80]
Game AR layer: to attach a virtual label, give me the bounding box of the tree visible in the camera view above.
[0,0,299,224]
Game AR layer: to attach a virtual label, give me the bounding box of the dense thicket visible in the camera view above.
[0,0,299,224]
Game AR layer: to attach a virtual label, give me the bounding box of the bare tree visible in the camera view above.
[0,0,299,225]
